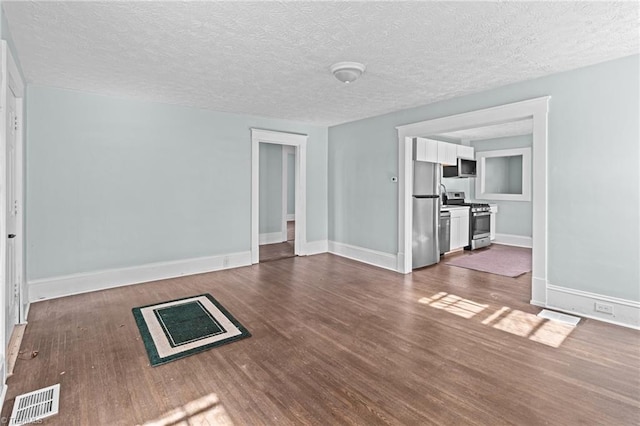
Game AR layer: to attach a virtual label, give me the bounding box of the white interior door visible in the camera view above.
[4,87,19,347]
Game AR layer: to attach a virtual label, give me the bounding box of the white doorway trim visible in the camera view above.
[1,40,26,395]
[251,129,307,263]
[396,96,550,306]
[281,145,295,242]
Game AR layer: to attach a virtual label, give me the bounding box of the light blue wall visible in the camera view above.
[329,54,639,301]
[26,86,327,280]
[259,143,283,234]
[472,134,532,237]
[287,152,295,216]
[328,115,400,251]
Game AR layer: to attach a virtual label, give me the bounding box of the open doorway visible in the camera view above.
[396,97,550,307]
[250,129,308,264]
[257,143,296,262]
[426,119,534,282]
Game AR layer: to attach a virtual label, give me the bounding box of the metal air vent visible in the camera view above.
[9,384,60,425]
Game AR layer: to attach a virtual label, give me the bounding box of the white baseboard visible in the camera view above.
[1,356,6,411]
[494,233,532,248]
[0,378,6,416]
[531,276,547,306]
[22,302,30,322]
[328,241,397,272]
[28,251,252,302]
[396,252,408,274]
[286,214,295,221]
[305,240,328,255]
[545,284,640,329]
[259,232,285,245]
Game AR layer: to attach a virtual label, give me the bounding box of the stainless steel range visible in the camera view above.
[445,192,491,250]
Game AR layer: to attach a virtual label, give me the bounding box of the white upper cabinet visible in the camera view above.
[457,145,474,160]
[413,137,470,165]
[413,137,439,163]
[438,142,458,165]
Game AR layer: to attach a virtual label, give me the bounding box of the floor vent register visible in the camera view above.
[9,383,60,425]
[537,309,581,326]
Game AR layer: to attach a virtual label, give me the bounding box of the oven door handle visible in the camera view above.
[473,212,491,217]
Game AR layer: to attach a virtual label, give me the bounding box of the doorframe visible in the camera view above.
[281,145,295,242]
[251,129,307,263]
[0,40,26,389]
[396,96,550,306]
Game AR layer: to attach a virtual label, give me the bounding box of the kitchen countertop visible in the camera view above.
[441,205,470,211]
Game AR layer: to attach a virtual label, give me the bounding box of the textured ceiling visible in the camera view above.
[3,1,639,126]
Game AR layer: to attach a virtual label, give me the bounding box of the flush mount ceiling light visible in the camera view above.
[330,61,366,84]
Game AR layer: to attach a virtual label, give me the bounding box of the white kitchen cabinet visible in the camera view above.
[414,138,473,165]
[438,142,458,165]
[425,139,439,162]
[413,137,439,163]
[489,204,498,241]
[457,145,474,160]
[446,206,470,251]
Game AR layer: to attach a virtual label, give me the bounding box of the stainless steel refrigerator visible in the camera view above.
[412,161,441,269]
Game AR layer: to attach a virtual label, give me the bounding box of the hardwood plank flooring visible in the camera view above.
[2,252,639,425]
[259,221,295,262]
[259,241,295,263]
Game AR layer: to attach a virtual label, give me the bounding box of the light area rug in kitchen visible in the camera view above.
[446,244,532,277]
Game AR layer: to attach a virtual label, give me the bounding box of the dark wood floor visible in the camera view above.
[3,252,639,425]
[259,221,295,262]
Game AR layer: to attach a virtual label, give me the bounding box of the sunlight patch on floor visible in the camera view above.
[140,393,233,426]
[491,308,575,348]
[419,293,576,348]
[419,292,488,319]
[492,309,541,337]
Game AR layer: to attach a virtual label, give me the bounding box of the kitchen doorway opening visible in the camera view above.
[251,129,308,264]
[396,97,550,307]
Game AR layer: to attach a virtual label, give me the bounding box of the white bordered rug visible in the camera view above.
[132,294,251,366]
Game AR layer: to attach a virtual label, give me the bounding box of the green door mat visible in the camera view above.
[133,294,251,366]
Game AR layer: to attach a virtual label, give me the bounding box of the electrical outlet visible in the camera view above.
[594,302,614,315]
